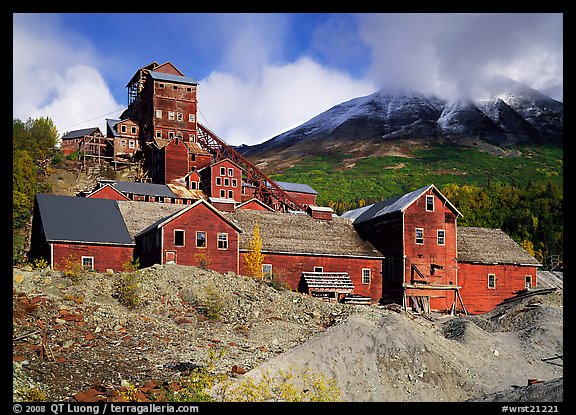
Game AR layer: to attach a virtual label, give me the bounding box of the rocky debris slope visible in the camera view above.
[12,264,563,402]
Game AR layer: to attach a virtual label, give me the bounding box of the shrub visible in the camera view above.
[62,254,83,284]
[113,271,143,309]
[194,253,212,269]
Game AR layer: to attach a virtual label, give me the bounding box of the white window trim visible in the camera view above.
[362,268,371,285]
[262,264,273,280]
[217,233,229,250]
[177,112,183,121]
[415,228,424,245]
[156,130,162,138]
[156,109,162,118]
[314,266,323,273]
[437,229,445,246]
[174,229,185,247]
[168,111,175,120]
[81,256,94,271]
[189,114,195,123]
[196,231,207,248]
[488,273,496,289]
[426,195,434,212]
[228,168,233,177]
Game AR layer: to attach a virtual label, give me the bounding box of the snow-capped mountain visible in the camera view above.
[241,77,562,155]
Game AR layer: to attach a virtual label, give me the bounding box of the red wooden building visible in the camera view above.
[225,208,384,303]
[29,194,135,272]
[457,227,541,314]
[105,118,139,160]
[342,184,542,314]
[60,127,104,156]
[132,199,242,275]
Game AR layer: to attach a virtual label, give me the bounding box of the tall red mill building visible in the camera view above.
[29,61,543,315]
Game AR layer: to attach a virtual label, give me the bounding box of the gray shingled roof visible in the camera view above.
[117,201,187,236]
[457,227,541,266]
[341,184,462,224]
[34,194,134,245]
[61,127,100,140]
[224,209,384,258]
[112,181,177,198]
[149,70,198,86]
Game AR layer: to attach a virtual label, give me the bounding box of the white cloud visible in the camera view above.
[198,56,376,146]
[13,14,124,137]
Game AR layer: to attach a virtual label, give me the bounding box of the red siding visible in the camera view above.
[238,253,382,303]
[159,203,239,274]
[403,190,458,312]
[237,200,272,211]
[458,263,538,314]
[164,139,190,184]
[52,243,134,272]
[211,160,242,202]
[87,186,129,201]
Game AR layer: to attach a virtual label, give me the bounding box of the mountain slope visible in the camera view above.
[241,76,562,158]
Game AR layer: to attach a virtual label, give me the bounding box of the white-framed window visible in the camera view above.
[228,168,233,177]
[314,266,323,273]
[156,130,162,138]
[189,134,195,142]
[232,179,237,188]
[437,229,445,245]
[186,87,192,92]
[196,231,206,248]
[81,256,94,271]
[168,111,175,120]
[131,126,137,134]
[488,274,496,289]
[121,125,127,133]
[220,167,226,176]
[262,264,273,280]
[168,131,174,139]
[228,190,233,199]
[158,83,165,89]
[177,112,183,121]
[224,178,230,187]
[216,177,222,186]
[129,140,135,149]
[362,268,371,284]
[426,195,434,211]
[172,85,178,90]
[415,228,424,244]
[174,229,185,247]
[525,275,533,289]
[121,140,126,147]
[156,109,162,118]
[189,114,196,123]
[220,189,226,198]
[217,233,228,250]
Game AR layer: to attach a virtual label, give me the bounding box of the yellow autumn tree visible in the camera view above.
[244,223,265,279]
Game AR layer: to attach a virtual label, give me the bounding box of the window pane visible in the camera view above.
[175,230,185,246]
[196,232,206,248]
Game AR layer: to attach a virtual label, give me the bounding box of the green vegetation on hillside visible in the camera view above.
[270,143,563,264]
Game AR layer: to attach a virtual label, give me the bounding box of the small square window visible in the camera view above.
[525,275,532,289]
[156,109,162,118]
[129,140,135,149]
[158,83,165,89]
[232,179,237,188]
[121,140,126,147]
[186,87,192,92]
[189,134,195,142]
[173,85,178,90]
[156,130,162,138]
[224,178,230,187]
[121,125,127,133]
[216,177,222,186]
[168,131,174,139]
[131,126,137,134]
[81,257,94,271]
[196,231,206,248]
[220,189,226,198]
[220,167,226,176]
[314,266,323,273]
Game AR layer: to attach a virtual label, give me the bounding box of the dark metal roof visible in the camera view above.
[106,119,120,137]
[149,71,198,86]
[275,181,318,195]
[61,127,101,140]
[342,184,462,224]
[111,181,177,198]
[34,194,134,245]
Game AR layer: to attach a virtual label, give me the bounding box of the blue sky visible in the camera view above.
[13,13,563,146]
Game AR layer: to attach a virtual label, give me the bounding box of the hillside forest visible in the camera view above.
[13,117,563,267]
